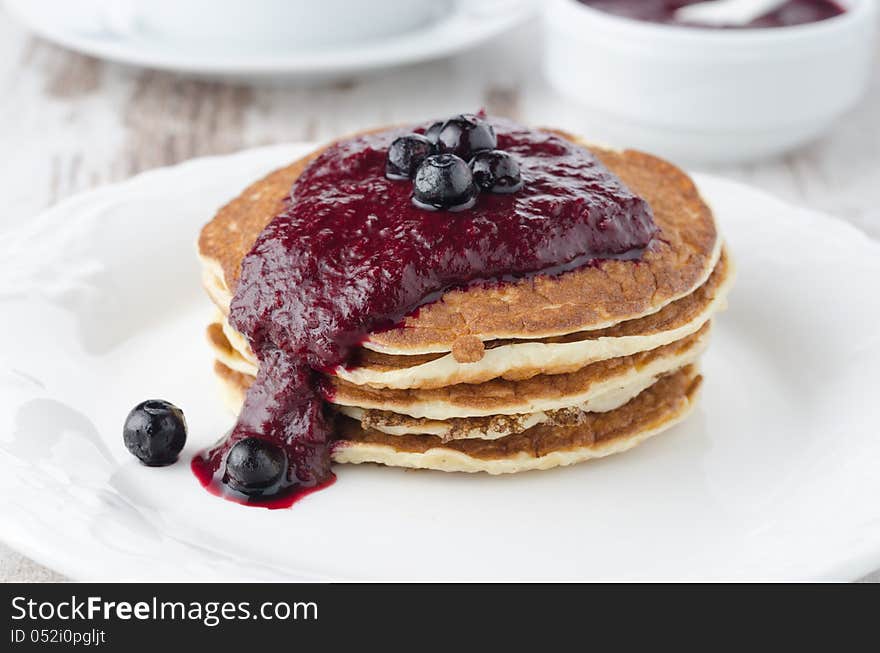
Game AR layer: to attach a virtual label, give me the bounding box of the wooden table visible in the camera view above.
[1,8,878,582]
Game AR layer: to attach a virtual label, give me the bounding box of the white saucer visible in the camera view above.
[1,143,879,581]
[4,0,535,78]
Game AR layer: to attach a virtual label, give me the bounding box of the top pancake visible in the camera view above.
[199,129,720,355]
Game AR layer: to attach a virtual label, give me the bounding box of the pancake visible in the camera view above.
[215,360,702,475]
[207,317,257,377]
[327,325,708,419]
[207,321,686,440]
[335,373,660,441]
[198,133,721,357]
[209,248,731,389]
[209,317,708,420]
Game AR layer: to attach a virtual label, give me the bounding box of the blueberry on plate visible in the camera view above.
[412,154,478,212]
[224,437,288,496]
[470,150,523,194]
[123,399,187,466]
[434,114,497,159]
[385,133,436,180]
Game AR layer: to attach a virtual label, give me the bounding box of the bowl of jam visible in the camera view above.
[542,0,877,163]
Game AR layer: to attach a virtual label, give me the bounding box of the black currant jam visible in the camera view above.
[191,454,336,509]
[579,0,845,28]
[193,117,657,506]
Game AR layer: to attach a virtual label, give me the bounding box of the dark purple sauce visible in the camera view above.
[193,117,657,506]
[579,0,846,28]
[191,455,336,509]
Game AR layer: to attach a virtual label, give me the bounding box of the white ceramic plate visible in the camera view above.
[1,143,879,582]
[4,0,534,79]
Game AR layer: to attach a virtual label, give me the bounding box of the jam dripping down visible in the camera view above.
[193,118,657,507]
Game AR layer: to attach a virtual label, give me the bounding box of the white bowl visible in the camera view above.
[542,0,877,164]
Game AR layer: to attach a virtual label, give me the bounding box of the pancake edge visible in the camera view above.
[214,356,701,474]
[326,326,709,418]
[331,390,698,474]
[337,247,734,388]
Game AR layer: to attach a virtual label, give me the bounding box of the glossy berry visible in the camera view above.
[224,437,288,495]
[469,150,523,194]
[423,120,444,143]
[385,134,436,180]
[123,400,187,466]
[412,154,478,212]
[434,114,497,159]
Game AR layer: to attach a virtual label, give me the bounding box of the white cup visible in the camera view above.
[103,0,447,50]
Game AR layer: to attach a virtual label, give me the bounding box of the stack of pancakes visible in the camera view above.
[199,133,733,474]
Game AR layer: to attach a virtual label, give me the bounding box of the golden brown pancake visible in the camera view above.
[327,325,708,418]
[198,132,721,356]
[336,367,701,460]
[208,314,708,419]
[334,371,660,441]
[214,359,702,474]
[208,248,731,389]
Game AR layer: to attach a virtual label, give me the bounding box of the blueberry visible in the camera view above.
[469,150,523,194]
[434,114,497,159]
[424,121,444,143]
[412,154,478,212]
[385,134,436,180]
[224,437,288,495]
[123,400,187,466]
